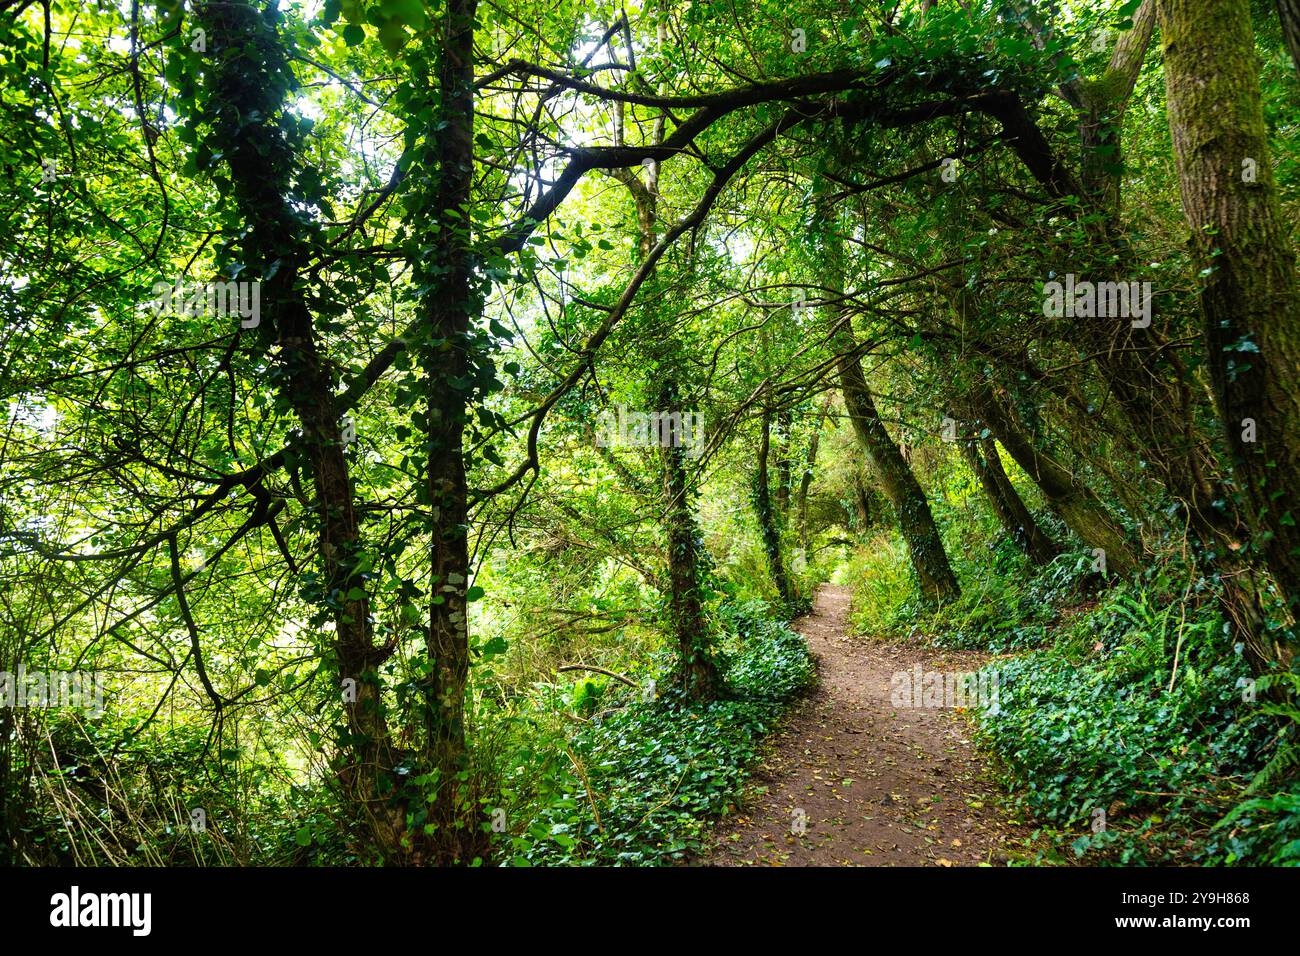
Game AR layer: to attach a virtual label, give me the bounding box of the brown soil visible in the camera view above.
[702,584,1028,866]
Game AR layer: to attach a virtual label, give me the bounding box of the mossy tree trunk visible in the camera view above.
[973,384,1140,577]
[412,0,489,864]
[196,0,406,858]
[774,408,793,518]
[754,406,793,607]
[1160,0,1300,618]
[836,335,960,604]
[659,388,722,700]
[961,436,1060,566]
[610,43,722,698]
[797,395,832,554]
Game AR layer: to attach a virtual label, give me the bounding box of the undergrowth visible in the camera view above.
[846,497,1299,866]
[494,599,813,865]
[968,575,1296,865]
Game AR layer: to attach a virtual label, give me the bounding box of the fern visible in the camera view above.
[1246,730,1300,795]
[1244,673,1300,795]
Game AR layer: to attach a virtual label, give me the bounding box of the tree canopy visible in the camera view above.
[1,0,1297,869]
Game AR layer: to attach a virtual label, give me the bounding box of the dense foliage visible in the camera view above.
[1,0,1297,867]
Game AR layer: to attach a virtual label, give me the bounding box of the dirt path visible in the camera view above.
[703,584,1027,866]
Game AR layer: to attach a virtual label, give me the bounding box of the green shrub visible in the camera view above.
[498,601,813,866]
[972,583,1279,864]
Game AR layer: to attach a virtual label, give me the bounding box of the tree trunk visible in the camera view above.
[973,384,1140,577]
[852,470,874,531]
[837,337,960,604]
[797,395,832,553]
[755,408,792,606]
[197,0,404,857]
[817,200,959,604]
[660,390,722,700]
[1278,0,1300,76]
[611,56,721,698]
[1159,0,1300,617]
[962,436,1060,566]
[774,408,793,517]
[1076,0,1158,213]
[414,0,487,864]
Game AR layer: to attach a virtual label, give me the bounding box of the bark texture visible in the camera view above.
[198,1,403,855]
[1160,0,1300,615]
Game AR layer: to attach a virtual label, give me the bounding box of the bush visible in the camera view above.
[499,601,813,866]
[972,583,1279,864]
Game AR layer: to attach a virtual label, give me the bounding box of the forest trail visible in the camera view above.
[703,585,1026,866]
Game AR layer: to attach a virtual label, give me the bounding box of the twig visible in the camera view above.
[557,664,639,689]
[563,745,605,835]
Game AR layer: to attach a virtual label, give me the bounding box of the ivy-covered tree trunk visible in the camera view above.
[1159,0,1300,617]
[818,197,959,604]
[754,407,792,607]
[413,0,488,864]
[961,437,1060,566]
[660,391,722,700]
[611,80,721,700]
[774,408,793,518]
[797,395,832,553]
[195,1,403,856]
[836,335,960,604]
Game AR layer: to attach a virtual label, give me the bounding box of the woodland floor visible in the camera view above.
[700,585,1030,867]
